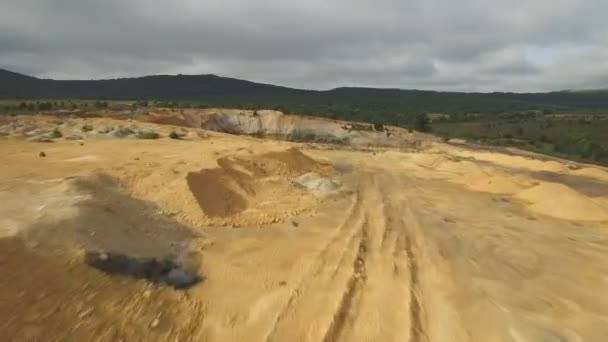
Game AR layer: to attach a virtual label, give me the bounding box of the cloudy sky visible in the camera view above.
[1,0,607,92]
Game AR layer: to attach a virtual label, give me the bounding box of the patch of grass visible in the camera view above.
[169,131,180,139]
[81,124,94,132]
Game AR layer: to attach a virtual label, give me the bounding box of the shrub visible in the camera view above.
[49,128,62,139]
[37,102,53,111]
[169,131,180,139]
[137,130,160,139]
[95,100,108,108]
[413,113,430,132]
[81,124,94,132]
[373,119,384,131]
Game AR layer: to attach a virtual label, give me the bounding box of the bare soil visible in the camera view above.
[1,111,608,341]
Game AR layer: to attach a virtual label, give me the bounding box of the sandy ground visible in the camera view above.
[2,114,608,341]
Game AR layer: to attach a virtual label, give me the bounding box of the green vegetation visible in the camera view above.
[94,100,108,108]
[433,113,608,164]
[169,131,180,139]
[137,130,160,139]
[49,128,62,139]
[37,102,53,111]
[413,113,431,132]
[81,124,94,132]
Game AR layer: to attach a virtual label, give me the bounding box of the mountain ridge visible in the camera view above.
[2,68,608,119]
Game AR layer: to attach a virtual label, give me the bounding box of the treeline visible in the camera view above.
[1,100,109,112]
[433,111,608,165]
[3,69,608,128]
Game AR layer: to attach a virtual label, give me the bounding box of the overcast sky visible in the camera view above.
[1,0,607,92]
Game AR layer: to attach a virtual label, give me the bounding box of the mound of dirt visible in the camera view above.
[186,167,254,218]
[186,148,331,221]
[516,182,608,221]
[256,148,334,177]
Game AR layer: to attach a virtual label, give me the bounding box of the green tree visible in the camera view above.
[38,102,53,111]
[95,100,108,108]
[413,113,430,132]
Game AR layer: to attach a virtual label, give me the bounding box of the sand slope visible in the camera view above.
[516,182,608,221]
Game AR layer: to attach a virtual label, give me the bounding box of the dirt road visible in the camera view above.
[2,115,608,341]
[191,164,608,341]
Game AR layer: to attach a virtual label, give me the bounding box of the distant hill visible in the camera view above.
[2,68,608,124]
[0,69,301,99]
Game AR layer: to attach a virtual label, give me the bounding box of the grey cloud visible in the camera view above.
[1,0,608,91]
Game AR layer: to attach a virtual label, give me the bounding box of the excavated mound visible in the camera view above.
[230,147,334,178]
[186,148,334,223]
[186,167,254,218]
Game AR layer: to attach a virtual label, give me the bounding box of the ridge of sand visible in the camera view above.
[516,182,608,221]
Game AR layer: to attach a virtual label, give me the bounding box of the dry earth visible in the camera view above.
[1,112,608,341]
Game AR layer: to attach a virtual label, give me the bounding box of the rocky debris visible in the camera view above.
[448,138,467,145]
[112,127,136,138]
[30,135,54,143]
[149,316,161,329]
[84,251,201,289]
[65,135,84,141]
[0,124,14,135]
[97,126,115,134]
[39,151,46,157]
[294,172,339,197]
[167,268,199,289]
[81,124,94,132]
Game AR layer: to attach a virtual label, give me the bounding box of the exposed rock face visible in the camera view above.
[294,172,339,197]
[111,127,136,138]
[201,111,349,143]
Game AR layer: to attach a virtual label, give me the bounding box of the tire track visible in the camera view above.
[263,179,370,342]
[405,236,423,342]
[322,218,369,342]
[397,174,428,342]
[329,171,413,342]
[381,171,428,342]
[380,196,394,250]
